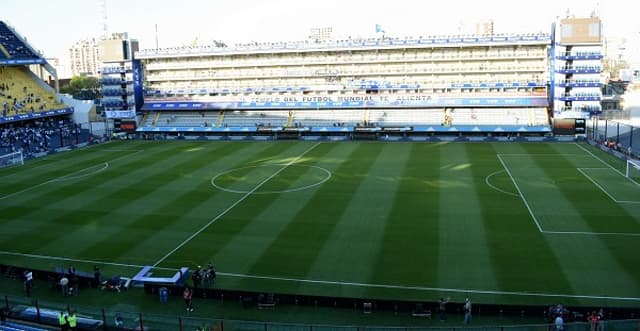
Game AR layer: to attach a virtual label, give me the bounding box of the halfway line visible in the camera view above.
[496,154,544,232]
[152,142,322,267]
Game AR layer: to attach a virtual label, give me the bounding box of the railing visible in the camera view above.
[3,294,640,331]
[587,118,640,157]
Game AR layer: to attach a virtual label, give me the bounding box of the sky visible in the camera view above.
[1,0,639,62]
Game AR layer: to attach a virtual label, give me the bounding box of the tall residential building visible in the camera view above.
[99,32,139,119]
[68,38,100,77]
[475,20,494,36]
[551,16,603,116]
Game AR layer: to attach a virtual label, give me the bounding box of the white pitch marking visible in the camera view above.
[496,154,544,232]
[152,142,322,267]
[0,150,143,200]
[484,169,520,197]
[3,250,639,302]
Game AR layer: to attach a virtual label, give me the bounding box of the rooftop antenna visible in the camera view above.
[98,0,109,39]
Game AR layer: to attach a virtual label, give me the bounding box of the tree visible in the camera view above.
[61,75,100,100]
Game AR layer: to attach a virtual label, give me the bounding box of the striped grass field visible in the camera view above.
[1,140,639,307]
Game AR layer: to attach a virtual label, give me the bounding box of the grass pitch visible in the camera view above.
[1,141,639,307]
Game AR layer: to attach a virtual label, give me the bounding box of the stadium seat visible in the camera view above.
[0,21,39,59]
[0,67,66,118]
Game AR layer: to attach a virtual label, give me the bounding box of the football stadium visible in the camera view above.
[1,8,640,331]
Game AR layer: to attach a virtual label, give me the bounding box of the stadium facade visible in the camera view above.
[130,17,602,136]
[134,32,560,135]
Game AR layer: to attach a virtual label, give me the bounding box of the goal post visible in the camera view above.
[626,159,640,181]
[0,151,24,169]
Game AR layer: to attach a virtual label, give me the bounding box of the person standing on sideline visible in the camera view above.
[598,308,605,331]
[192,267,202,292]
[589,311,600,331]
[463,298,472,324]
[555,314,564,331]
[60,276,69,296]
[58,311,68,331]
[203,268,211,289]
[210,264,217,286]
[438,297,449,321]
[67,310,77,331]
[24,270,33,297]
[183,287,194,312]
[93,266,101,288]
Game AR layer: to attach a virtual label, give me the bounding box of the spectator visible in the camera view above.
[438,297,449,321]
[463,298,472,324]
[183,287,194,312]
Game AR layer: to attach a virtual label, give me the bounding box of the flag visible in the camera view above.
[375,24,385,33]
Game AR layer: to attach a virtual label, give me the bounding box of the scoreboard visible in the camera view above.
[114,119,137,133]
[553,118,586,135]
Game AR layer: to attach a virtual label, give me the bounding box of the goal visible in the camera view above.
[626,159,640,182]
[0,151,24,169]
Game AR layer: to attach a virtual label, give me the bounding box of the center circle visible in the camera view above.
[211,164,332,194]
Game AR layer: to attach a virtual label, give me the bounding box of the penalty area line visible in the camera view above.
[0,150,143,200]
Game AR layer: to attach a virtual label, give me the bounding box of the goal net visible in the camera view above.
[626,159,640,183]
[0,151,24,169]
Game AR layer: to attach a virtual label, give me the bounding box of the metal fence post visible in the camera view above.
[102,308,107,331]
[139,313,144,331]
[35,299,41,323]
[4,295,8,309]
[179,316,183,331]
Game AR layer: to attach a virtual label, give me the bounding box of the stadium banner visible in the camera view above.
[104,110,136,119]
[0,108,74,124]
[0,58,47,66]
[137,126,258,133]
[132,59,144,111]
[142,96,548,111]
[137,125,551,133]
